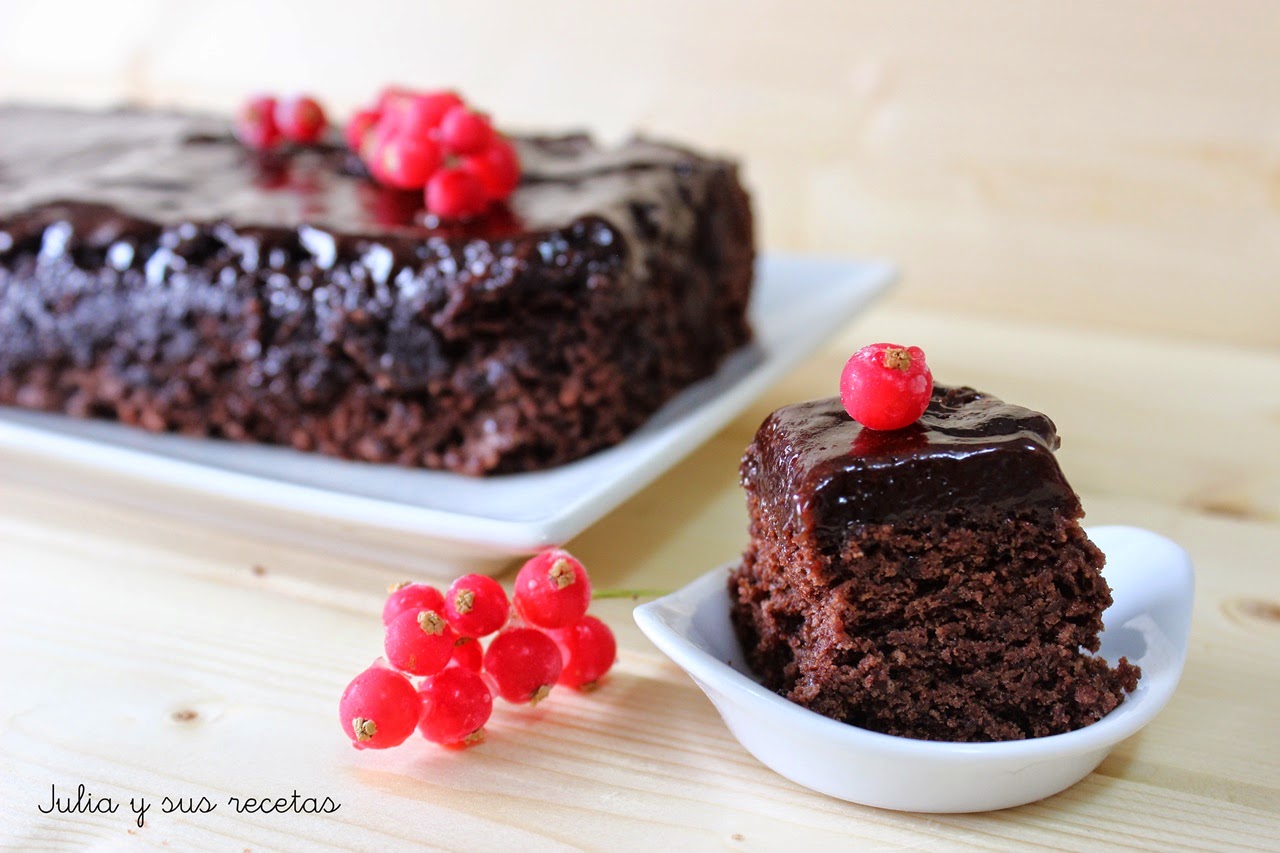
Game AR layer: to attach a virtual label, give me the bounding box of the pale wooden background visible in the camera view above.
[2,0,1276,348]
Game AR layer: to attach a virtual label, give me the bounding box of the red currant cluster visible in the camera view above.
[233,86,521,221]
[339,548,617,751]
[234,94,329,150]
[346,87,520,220]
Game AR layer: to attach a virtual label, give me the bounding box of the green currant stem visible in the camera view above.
[591,588,673,601]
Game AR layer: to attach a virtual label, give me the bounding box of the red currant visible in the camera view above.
[338,663,420,750]
[444,574,509,638]
[463,138,521,201]
[439,106,493,155]
[840,343,933,431]
[234,95,281,150]
[484,628,563,704]
[384,609,456,676]
[372,132,442,190]
[513,548,592,629]
[376,85,420,117]
[345,108,380,152]
[549,616,617,690]
[274,95,327,144]
[418,666,493,746]
[360,119,398,179]
[450,636,484,672]
[361,120,405,182]
[400,91,465,137]
[382,582,445,626]
[426,167,487,220]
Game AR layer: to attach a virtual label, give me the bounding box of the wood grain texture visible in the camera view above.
[2,305,1279,850]
[0,1,1277,346]
[1,488,1278,851]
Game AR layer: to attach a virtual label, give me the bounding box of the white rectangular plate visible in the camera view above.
[0,254,894,574]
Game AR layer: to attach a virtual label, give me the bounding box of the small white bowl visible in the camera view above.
[634,525,1194,813]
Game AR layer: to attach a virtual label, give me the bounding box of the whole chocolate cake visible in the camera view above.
[729,386,1139,742]
[0,106,754,475]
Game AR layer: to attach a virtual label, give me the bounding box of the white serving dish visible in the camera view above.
[0,254,894,575]
[634,525,1195,812]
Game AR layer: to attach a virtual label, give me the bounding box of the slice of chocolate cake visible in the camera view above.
[729,386,1139,742]
[0,106,754,475]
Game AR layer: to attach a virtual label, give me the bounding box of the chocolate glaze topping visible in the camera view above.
[743,386,1080,533]
[0,105,709,278]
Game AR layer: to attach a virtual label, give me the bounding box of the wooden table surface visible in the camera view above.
[2,301,1278,851]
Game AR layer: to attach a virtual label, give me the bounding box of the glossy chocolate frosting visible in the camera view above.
[742,386,1081,533]
[0,105,711,276]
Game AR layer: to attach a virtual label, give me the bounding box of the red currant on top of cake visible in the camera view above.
[839,342,933,431]
[0,86,754,475]
[729,344,1139,742]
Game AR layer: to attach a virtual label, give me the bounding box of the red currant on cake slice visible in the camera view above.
[840,342,933,430]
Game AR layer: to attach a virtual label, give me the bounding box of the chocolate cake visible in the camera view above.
[0,106,754,474]
[729,386,1139,742]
